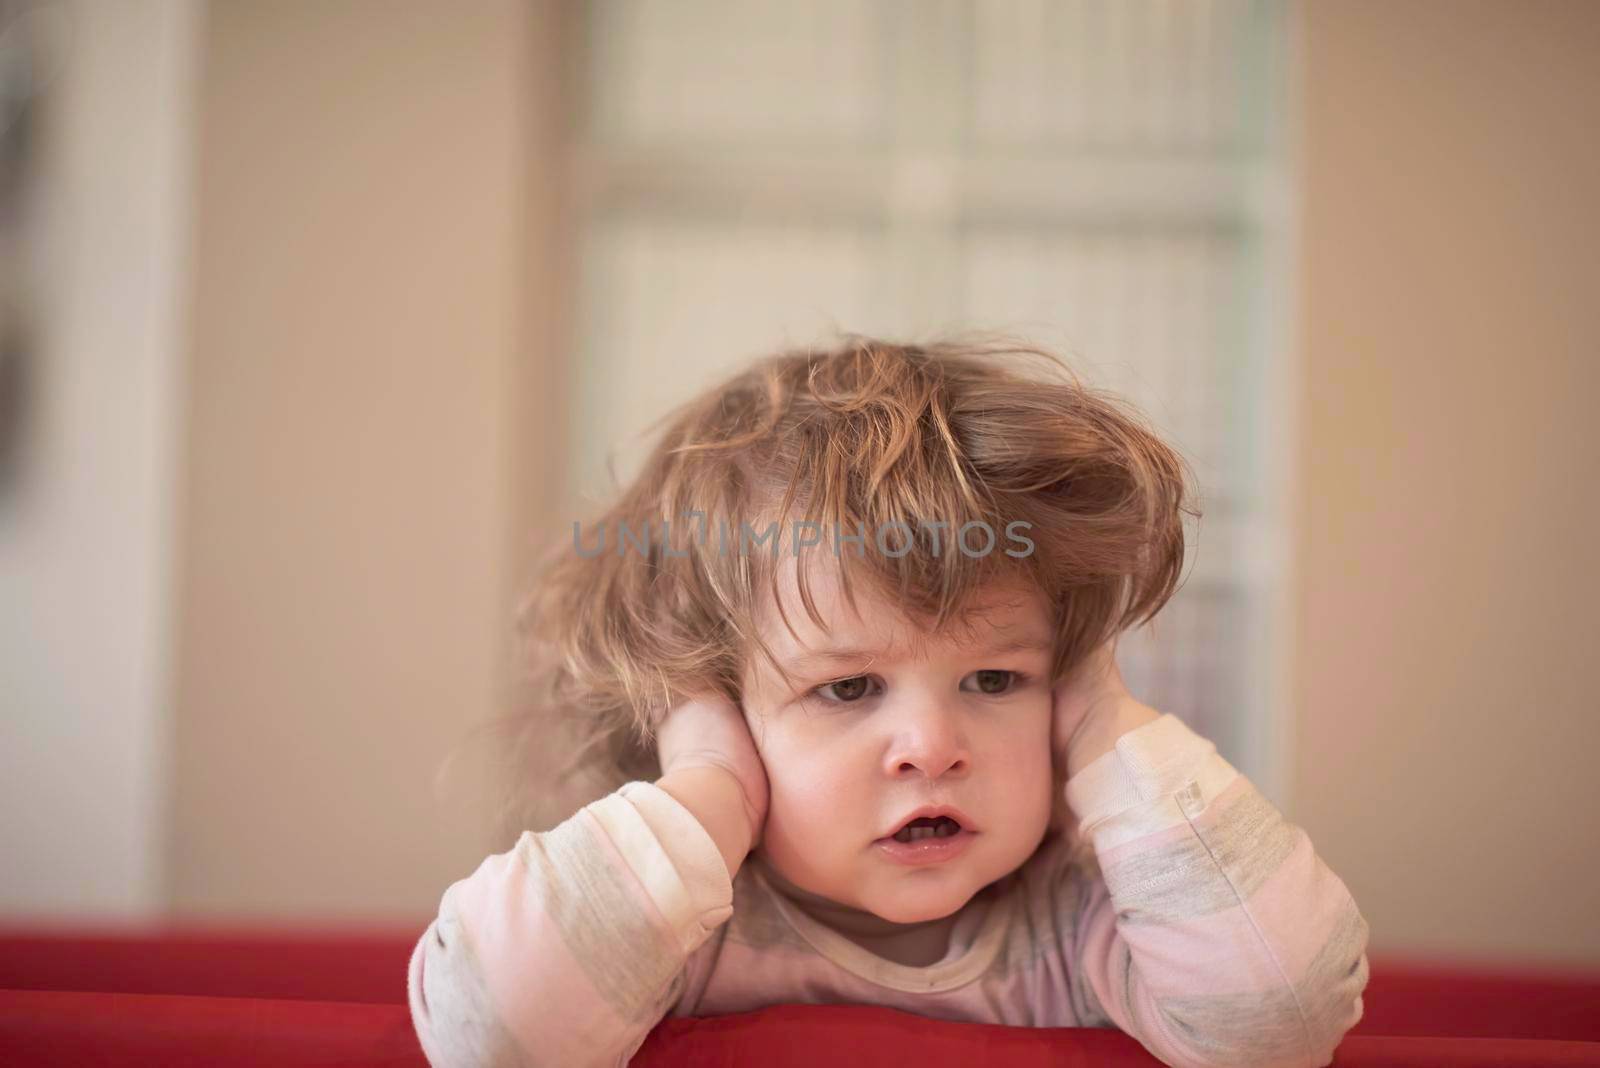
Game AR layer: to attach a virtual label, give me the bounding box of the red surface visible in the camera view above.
[1351,957,1600,1042]
[638,1005,1600,1066]
[3,992,1599,1067]
[2,925,1597,1065]
[0,924,414,1004]
[0,989,427,1067]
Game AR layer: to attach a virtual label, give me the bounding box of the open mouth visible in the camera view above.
[889,815,963,843]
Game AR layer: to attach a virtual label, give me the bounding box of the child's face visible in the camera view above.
[740,558,1055,924]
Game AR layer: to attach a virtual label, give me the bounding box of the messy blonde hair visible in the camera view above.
[487,334,1198,848]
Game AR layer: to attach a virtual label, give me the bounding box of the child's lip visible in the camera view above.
[875,829,976,866]
[879,803,976,839]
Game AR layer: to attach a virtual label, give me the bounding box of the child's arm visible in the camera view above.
[406,695,765,1068]
[1050,649,1369,1068]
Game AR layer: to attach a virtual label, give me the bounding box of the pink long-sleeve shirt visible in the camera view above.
[407,713,1370,1067]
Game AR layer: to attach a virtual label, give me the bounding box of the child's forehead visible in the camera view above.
[751,553,1046,653]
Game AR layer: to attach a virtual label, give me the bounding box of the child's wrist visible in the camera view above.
[1063,698,1163,781]
[656,765,755,879]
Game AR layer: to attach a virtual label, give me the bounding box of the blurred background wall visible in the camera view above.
[167,0,552,921]
[0,0,1595,969]
[1294,0,1599,968]
[0,0,199,917]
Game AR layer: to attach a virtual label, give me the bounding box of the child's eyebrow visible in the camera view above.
[778,632,1052,672]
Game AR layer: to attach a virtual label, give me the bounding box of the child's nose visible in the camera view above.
[882,705,971,780]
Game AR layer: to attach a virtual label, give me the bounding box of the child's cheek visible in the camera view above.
[764,732,853,827]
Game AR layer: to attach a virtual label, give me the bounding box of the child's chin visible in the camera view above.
[871,890,969,925]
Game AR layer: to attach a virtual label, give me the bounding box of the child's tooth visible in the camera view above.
[893,823,958,844]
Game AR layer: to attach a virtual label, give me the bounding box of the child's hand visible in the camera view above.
[1051,636,1137,779]
[655,694,770,845]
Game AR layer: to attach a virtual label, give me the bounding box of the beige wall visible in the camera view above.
[171,0,565,919]
[1294,0,1600,966]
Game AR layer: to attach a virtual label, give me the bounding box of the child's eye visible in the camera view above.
[962,669,1024,695]
[812,675,882,704]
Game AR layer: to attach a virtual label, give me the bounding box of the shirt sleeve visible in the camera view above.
[1058,713,1370,1068]
[406,781,735,1068]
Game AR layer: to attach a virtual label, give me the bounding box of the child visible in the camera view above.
[406,337,1370,1067]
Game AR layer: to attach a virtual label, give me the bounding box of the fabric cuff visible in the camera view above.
[617,780,736,927]
[586,781,735,955]
[1063,713,1221,837]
